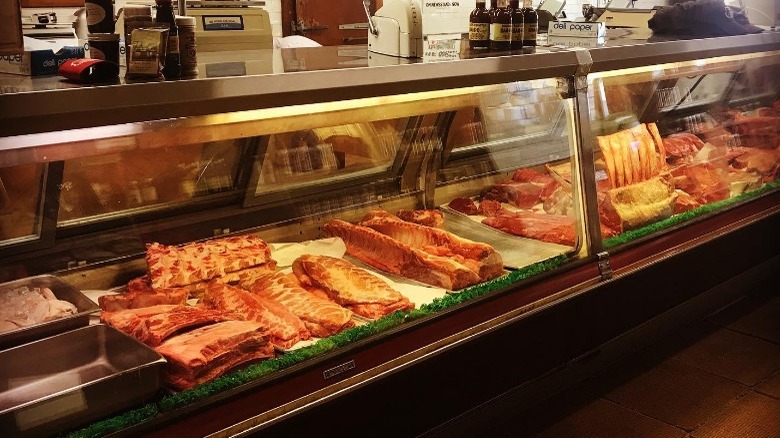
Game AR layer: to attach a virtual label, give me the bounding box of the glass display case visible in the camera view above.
[0,31,778,438]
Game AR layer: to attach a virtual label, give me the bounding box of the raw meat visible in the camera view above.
[598,175,677,232]
[146,235,274,290]
[359,211,504,282]
[482,211,580,246]
[248,271,355,338]
[323,219,481,290]
[481,181,544,209]
[478,199,503,217]
[98,282,188,312]
[396,209,444,228]
[663,133,705,165]
[448,197,478,215]
[155,320,275,390]
[201,283,308,349]
[103,305,236,347]
[0,286,77,333]
[293,255,414,319]
[671,162,731,204]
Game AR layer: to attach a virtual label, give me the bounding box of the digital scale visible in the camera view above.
[186,0,272,52]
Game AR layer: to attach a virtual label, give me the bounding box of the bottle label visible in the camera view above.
[490,23,511,42]
[85,2,106,25]
[524,23,537,41]
[511,23,523,42]
[469,23,489,41]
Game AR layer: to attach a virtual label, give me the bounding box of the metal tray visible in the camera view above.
[0,275,99,350]
[0,324,166,437]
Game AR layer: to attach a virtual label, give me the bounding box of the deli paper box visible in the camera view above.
[0,37,85,76]
[548,21,606,38]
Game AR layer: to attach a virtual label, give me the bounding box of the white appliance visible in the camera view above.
[737,0,780,27]
[365,0,423,58]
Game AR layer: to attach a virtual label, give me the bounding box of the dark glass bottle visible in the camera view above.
[489,0,511,51]
[84,0,115,34]
[509,0,523,51]
[521,0,538,53]
[469,1,490,50]
[155,0,181,78]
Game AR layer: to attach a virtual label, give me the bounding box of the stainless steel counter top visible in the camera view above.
[1,31,778,139]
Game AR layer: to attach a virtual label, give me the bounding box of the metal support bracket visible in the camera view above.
[597,251,613,280]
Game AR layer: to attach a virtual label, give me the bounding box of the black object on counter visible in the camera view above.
[648,0,763,37]
[521,0,538,52]
[88,33,120,65]
[84,0,115,34]
[510,0,523,51]
[156,0,182,79]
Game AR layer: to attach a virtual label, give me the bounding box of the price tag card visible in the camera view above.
[423,34,461,62]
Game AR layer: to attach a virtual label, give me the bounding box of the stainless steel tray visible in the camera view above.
[0,324,166,437]
[0,275,99,350]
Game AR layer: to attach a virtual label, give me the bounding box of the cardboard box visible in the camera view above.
[548,21,606,38]
[0,45,84,76]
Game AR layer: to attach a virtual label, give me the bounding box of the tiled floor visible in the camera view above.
[424,289,780,438]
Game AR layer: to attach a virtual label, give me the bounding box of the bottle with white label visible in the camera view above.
[489,0,511,51]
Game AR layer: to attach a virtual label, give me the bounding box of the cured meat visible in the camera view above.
[448,197,478,215]
[292,255,413,319]
[671,162,730,204]
[248,271,354,338]
[323,219,481,290]
[396,209,444,228]
[598,176,677,232]
[103,305,236,347]
[146,235,274,290]
[201,283,308,349]
[155,320,274,390]
[0,286,77,333]
[673,190,702,214]
[359,212,504,282]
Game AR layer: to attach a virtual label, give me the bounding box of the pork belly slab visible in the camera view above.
[155,320,274,390]
[248,271,355,338]
[323,219,481,290]
[293,255,414,319]
[202,283,309,350]
[359,211,504,282]
[101,304,236,346]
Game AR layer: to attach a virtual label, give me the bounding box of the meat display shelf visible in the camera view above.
[0,30,778,437]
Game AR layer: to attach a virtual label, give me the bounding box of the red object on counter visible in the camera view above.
[58,58,118,82]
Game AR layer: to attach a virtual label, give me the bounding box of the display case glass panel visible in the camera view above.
[587,52,780,247]
[0,163,48,245]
